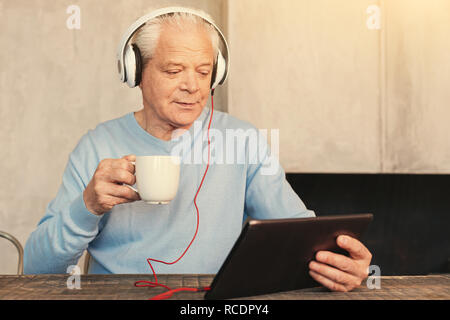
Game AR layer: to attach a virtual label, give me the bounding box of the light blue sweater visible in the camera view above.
[24,108,315,274]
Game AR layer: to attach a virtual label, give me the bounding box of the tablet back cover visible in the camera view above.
[205,213,373,300]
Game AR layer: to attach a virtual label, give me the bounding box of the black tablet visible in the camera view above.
[205,213,373,300]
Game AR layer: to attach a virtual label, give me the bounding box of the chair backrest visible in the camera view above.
[83,250,91,274]
[0,231,24,275]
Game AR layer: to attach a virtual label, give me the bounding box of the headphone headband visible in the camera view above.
[117,6,230,86]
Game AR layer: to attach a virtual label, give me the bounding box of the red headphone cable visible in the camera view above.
[134,89,215,300]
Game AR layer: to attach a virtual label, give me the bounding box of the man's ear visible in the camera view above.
[138,72,143,89]
[138,64,146,89]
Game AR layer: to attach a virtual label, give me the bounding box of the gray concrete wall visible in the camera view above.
[383,0,450,172]
[228,0,382,173]
[227,0,450,173]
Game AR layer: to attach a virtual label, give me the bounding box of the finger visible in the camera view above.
[309,261,361,290]
[107,183,140,201]
[109,168,136,185]
[315,251,360,277]
[122,154,136,162]
[111,158,135,174]
[102,194,135,208]
[308,270,349,292]
[337,235,372,261]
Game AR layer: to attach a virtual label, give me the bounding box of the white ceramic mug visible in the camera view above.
[125,155,181,204]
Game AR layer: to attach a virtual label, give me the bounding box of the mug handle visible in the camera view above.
[123,161,139,193]
[125,184,138,193]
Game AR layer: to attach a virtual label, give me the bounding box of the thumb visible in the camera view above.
[122,154,136,162]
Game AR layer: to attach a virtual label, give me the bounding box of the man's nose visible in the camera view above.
[180,70,199,93]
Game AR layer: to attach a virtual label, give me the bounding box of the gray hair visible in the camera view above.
[131,8,221,70]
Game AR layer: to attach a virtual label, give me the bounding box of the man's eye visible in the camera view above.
[166,71,180,75]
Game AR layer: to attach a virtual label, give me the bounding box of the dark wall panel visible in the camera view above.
[286,173,450,276]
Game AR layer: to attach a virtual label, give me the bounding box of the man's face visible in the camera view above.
[139,23,214,131]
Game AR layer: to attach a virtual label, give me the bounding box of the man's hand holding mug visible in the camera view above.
[83,154,181,216]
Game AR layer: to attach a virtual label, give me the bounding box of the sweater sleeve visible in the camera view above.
[24,133,102,274]
[244,132,315,220]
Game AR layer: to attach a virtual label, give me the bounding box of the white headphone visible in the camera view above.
[117,6,230,89]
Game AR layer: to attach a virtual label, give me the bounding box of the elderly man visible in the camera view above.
[24,7,372,293]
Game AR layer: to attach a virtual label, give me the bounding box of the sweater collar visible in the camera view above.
[125,107,211,152]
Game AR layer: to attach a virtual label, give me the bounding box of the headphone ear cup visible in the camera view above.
[124,44,136,87]
[132,44,142,87]
[124,44,142,87]
[211,50,226,89]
